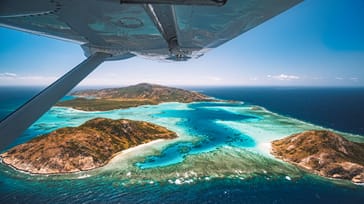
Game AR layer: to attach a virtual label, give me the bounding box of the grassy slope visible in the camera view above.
[1,118,177,174]
[56,83,211,111]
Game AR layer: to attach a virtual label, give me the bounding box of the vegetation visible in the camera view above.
[56,83,213,111]
[271,130,364,183]
[56,98,157,111]
[0,118,177,174]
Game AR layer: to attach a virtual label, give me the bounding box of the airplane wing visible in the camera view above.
[0,0,302,149]
[1,0,302,61]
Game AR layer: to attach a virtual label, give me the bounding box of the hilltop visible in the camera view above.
[57,83,212,111]
[271,130,364,183]
[0,118,177,174]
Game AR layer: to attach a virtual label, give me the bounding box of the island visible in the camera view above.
[56,83,212,111]
[271,130,364,183]
[0,118,177,174]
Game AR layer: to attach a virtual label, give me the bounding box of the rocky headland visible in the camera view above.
[57,83,213,111]
[0,118,177,174]
[271,130,364,184]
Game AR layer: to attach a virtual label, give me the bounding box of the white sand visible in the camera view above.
[108,139,167,165]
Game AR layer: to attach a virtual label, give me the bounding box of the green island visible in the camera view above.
[56,83,212,111]
[271,130,364,183]
[0,118,177,174]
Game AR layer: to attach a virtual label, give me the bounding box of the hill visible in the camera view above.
[57,83,212,111]
[0,118,177,174]
[271,130,364,183]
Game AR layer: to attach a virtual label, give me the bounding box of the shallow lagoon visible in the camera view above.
[1,100,364,203]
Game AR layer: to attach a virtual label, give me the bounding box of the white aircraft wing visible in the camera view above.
[1,0,302,61]
[0,0,302,149]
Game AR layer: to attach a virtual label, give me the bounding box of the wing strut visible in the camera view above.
[0,52,111,150]
[144,4,182,58]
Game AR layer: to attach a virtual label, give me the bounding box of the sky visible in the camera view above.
[0,0,364,87]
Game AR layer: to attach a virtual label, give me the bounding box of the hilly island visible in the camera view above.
[57,83,212,111]
[1,83,363,186]
[0,83,207,174]
[271,130,364,183]
[0,118,177,174]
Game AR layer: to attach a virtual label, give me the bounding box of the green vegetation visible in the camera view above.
[0,118,177,174]
[56,98,157,111]
[272,130,364,183]
[57,83,212,111]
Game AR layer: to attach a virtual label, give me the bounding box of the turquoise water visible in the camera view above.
[1,88,364,203]
[137,102,256,169]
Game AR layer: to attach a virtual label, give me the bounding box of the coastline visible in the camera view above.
[0,139,168,176]
[106,139,168,167]
[2,100,364,185]
[271,154,364,186]
[270,130,364,184]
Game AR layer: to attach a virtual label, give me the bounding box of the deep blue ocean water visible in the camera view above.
[194,86,364,135]
[0,86,364,203]
[2,86,363,135]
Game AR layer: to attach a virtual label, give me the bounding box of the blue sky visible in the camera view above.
[1,0,364,87]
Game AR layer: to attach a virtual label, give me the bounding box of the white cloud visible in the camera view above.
[334,77,359,82]
[267,74,300,81]
[0,72,17,78]
[18,76,57,81]
[0,73,57,86]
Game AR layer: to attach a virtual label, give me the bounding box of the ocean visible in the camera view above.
[192,86,364,136]
[0,86,363,203]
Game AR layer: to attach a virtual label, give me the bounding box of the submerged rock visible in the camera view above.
[271,130,364,184]
[0,118,177,174]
